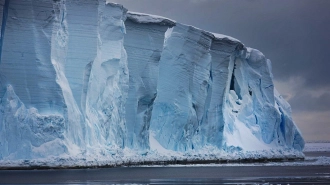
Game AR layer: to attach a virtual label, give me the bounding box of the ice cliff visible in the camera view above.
[0,0,304,166]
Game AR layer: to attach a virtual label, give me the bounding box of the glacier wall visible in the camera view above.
[84,2,128,149]
[0,0,304,164]
[0,0,70,159]
[124,12,175,150]
[150,24,215,151]
[0,0,66,114]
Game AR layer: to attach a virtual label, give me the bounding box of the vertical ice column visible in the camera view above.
[65,0,98,112]
[85,1,128,148]
[0,0,65,114]
[150,24,213,151]
[200,35,244,148]
[124,13,175,150]
[62,0,99,148]
[0,0,9,64]
[243,48,278,144]
[50,0,86,148]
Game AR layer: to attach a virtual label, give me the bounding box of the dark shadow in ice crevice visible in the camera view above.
[0,0,10,64]
[81,61,93,114]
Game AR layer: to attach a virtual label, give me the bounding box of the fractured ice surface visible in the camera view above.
[199,33,244,149]
[0,0,304,164]
[0,85,67,159]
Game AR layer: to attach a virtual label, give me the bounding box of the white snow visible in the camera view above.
[149,132,176,156]
[212,32,241,43]
[223,118,272,151]
[127,12,176,25]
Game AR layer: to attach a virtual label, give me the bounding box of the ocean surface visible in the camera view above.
[0,151,329,184]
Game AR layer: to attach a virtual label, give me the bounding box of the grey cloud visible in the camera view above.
[111,0,330,141]
[112,0,330,88]
[293,110,330,141]
[289,92,330,112]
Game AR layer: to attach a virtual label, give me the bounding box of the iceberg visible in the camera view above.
[0,0,304,167]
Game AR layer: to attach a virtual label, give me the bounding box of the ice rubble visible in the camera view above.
[0,0,304,166]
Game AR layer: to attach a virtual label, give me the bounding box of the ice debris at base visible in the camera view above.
[0,0,304,166]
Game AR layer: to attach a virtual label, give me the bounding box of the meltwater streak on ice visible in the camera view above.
[0,0,9,64]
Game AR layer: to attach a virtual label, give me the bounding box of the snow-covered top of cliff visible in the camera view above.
[106,2,128,12]
[211,33,241,43]
[126,11,242,47]
[127,12,176,26]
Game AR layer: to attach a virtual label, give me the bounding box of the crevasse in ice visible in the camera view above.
[0,0,304,164]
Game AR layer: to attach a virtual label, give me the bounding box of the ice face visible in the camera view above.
[199,33,244,149]
[0,0,66,114]
[150,24,214,152]
[124,12,174,150]
[65,0,98,113]
[221,48,304,152]
[84,1,128,148]
[0,0,129,160]
[274,89,305,151]
[0,85,67,160]
[0,1,304,163]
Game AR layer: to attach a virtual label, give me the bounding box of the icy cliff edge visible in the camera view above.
[0,1,304,166]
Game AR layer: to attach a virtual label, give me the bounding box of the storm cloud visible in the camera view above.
[111,0,330,141]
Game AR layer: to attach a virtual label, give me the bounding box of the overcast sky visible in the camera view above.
[112,0,330,141]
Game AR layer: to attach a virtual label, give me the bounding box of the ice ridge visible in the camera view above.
[0,0,304,165]
[127,12,176,26]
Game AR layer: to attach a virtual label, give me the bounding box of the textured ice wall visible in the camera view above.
[199,34,244,149]
[275,89,305,151]
[0,0,129,160]
[0,0,66,114]
[65,0,98,113]
[84,2,128,148]
[220,47,306,152]
[0,85,67,159]
[150,24,215,151]
[124,12,175,150]
[149,24,304,152]
[0,0,71,159]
